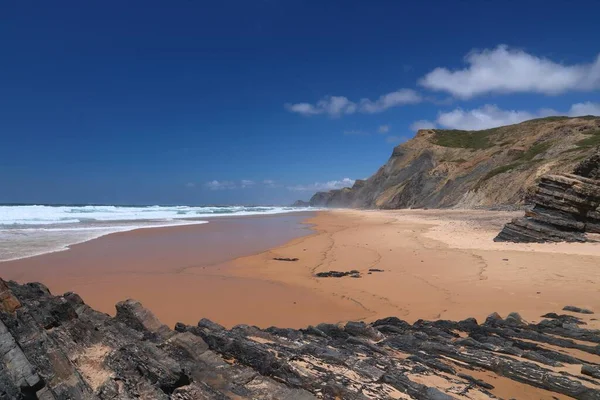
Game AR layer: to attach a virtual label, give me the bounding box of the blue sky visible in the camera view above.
[1,1,599,205]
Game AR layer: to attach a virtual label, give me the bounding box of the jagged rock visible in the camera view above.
[1,278,600,399]
[116,298,173,339]
[495,148,600,242]
[0,279,314,399]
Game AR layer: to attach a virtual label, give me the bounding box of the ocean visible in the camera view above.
[0,204,315,261]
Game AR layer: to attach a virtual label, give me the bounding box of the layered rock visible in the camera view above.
[1,278,600,399]
[0,279,312,399]
[309,116,600,209]
[495,148,600,242]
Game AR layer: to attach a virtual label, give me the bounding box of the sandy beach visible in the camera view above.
[1,209,599,331]
[219,209,600,329]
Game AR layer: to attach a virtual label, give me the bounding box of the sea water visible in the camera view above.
[0,204,315,261]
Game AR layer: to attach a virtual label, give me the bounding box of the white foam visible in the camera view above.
[0,205,312,225]
[0,205,316,262]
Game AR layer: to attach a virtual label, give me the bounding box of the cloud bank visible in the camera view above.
[285,89,421,117]
[420,45,600,99]
[287,178,355,192]
[414,102,600,131]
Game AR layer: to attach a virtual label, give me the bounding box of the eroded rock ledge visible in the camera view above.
[1,278,599,399]
[495,147,600,243]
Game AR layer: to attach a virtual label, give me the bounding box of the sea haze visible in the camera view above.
[0,204,315,261]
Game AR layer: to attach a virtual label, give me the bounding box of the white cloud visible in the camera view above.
[285,89,421,117]
[287,178,356,192]
[410,120,437,131]
[430,102,600,130]
[378,125,390,133]
[436,105,537,130]
[185,182,196,188]
[359,90,422,114]
[240,180,255,188]
[569,101,600,116]
[420,45,600,99]
[205,180,236,190]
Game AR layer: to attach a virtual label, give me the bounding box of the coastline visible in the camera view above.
[0,212,368,328]
[1,209,599,331]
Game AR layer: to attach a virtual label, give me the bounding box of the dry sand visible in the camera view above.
[1,209,599,331]
[215,209,600,329]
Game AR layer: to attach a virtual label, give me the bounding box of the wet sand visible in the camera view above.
[1,209,600,332]
[0,213,365,328]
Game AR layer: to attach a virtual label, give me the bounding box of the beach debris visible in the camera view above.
[1,278,600,399]
[273,257,299,262]
[315,270,361,278]
[563,305,594,314]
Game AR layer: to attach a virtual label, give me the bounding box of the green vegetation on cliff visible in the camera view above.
[309,116,600,209]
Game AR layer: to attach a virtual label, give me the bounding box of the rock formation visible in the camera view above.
[1,278,600,399]
[495,147,600,242]
[309,116,600,209]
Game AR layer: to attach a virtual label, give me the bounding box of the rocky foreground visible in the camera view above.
[1,279,600,399]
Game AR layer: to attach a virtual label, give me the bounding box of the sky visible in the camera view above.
[1,1,599,205]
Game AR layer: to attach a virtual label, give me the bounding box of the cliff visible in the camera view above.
[1,278,599,399]
[310,116,600,209]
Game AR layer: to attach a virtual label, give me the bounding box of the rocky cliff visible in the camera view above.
[1,278,600,399]
[495,148,600,242]
[310,116,600,209]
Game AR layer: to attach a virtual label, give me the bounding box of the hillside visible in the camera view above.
[309,116,600,209]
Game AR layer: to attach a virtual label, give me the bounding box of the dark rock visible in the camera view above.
[563,305,594,314]
[272,257,299,262]
[315,270,361,278]
[541,312,586,324]
[115,298,172,339]
[582,364,600,379]
[368,268,384,272]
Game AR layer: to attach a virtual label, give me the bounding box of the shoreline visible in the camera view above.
[0,206,317,263]
[1,209,599,331]
[0,212,366,328]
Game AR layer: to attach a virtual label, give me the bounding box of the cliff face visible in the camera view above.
[1,279,600,399]
[310,116,600,209]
